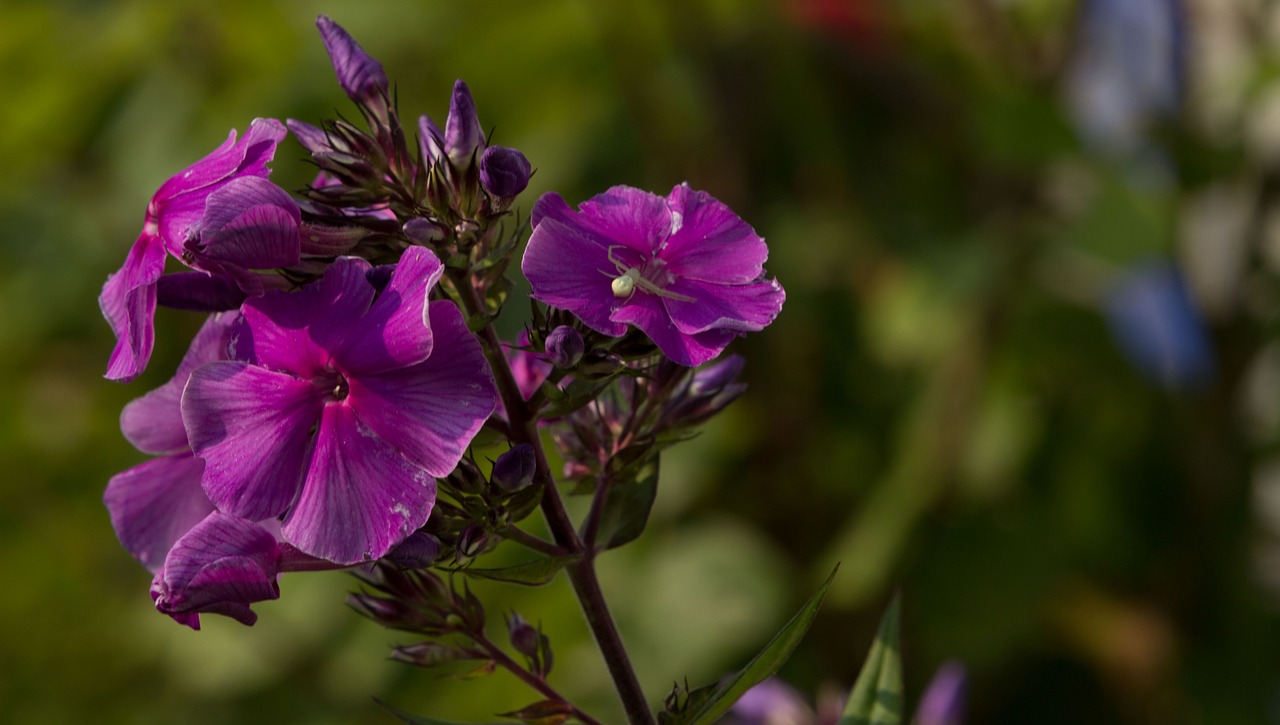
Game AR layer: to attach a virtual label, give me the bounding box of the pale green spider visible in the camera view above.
[601,245,695,302]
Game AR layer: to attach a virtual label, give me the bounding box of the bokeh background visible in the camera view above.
[3,0,1279,722]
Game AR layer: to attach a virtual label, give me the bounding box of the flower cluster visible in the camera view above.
[100,14,782,693]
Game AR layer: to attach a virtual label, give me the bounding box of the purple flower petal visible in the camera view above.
[575,186,672,255]
[916,661,967,725]
[522,215,628,336]
[153,119,286,203]
[663,277,786,335]
[282,402,435,565]
[660,184,769,284]
[287,119,331,156]
[349,301,496,476]
[151,511,281,629]
[121,312,238,454]
[335,246,443,375]
[609,293,736,366]
[157,272,248,312]
[235,256,375,376]
[100,232,166,382]
[182,362,323,520]
[193,176,301,271]
[104,453,214,573]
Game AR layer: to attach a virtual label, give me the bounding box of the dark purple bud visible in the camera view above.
[544,325,585,368]
[156,272,248,312]
[445,80,485,167]
[382,532,443,568]
[492,445,536,492]
[479,145,532,199]
[916,661,967,725]
[506,612,540,658]
[456,524,489,559]
[316,15,388,105]
[404,217,447,245]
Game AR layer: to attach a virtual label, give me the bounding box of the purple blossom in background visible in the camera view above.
[1105,259,1213,389]
[522,184,785,366]
[99,118,299,382]
[915,661,967,725]
[724,678,816,725]
[181,247,496,565]
[419,80,485,169]
[1065,0,1185,158]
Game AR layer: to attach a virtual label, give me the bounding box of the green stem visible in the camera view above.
[449,271,654,725]
[473,632,605,725]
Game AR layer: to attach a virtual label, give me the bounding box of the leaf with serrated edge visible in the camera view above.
[839,592,904,725]
[675,565,840,725]
[457,555,577,586]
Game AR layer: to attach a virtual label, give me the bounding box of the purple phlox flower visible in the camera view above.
[1065,0,1186,158]
[418,80,485,169]
[104,312,239,572]
[479,145,532,199]
[316,15,388,106]
[521,184,785,367]
[1104,259,1213,389]
[914,661,967,725]
[100,118,299,382]
[724,678,816,725]
[181,247,496,565]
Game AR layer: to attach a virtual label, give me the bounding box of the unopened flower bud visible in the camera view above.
[445,80,484,168]
[382,532,442,569]
[544,326,584,368]
[456,524,489,560]
[479,145,532,199]
[316,16,388,108]
[404,217,448,245]
[506,612,540,658]
[445,457,486,495]
[492,444,536,492]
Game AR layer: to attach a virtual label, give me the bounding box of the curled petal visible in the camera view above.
[100,232,166,381]
[609,293,735,366]
[336,246,444,375]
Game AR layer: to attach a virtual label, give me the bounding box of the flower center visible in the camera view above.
[315,370,350,402]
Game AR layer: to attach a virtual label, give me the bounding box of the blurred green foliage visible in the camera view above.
[6,0,1280,723]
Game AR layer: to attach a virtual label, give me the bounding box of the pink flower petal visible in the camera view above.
[660,184,769,284]
[282,403,435,565]
[182,362,323,520]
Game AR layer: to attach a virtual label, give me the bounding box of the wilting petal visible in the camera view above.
[336,246,443,375]
[283,403,435,565]
[610,293,735,366]
[101,231,166,381]
[663,277,785,335]
[349,301,496,476]
[660,184,769,284]
[522,215,628,336]
[182,362,323,520]
[121,312,238,454]
[151,512,281,629]
[104,453,214,573]
[194,176,301,271]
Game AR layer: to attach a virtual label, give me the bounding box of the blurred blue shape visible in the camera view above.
[1105,259,1214,389]
[1065,0,1186,159]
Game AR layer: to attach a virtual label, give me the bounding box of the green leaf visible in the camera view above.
[539,377,613,418]
[667,565,839,725]
[589,455,659,550]
[839,593,904,725]
[456,555,577,586]
[374,697,507,725]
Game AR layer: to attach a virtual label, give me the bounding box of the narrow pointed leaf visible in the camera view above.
[839,593,904,725]
[457,555,577,586]
[497,699,576,725]
[375,698,507,725]
[590,456,660,550]
[671,565,839,725]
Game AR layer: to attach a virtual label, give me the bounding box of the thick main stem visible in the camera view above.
[451,272,655,725]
